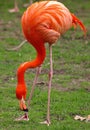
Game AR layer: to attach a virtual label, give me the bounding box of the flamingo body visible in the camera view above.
[22,1,72,44]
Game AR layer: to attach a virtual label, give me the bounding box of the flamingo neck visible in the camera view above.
[17,42,46,84]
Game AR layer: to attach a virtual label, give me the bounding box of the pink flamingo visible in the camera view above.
[15,1,86,125]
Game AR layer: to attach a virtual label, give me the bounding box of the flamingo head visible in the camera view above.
[16,83,28,111]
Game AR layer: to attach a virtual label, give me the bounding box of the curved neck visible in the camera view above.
[17,42,46,84]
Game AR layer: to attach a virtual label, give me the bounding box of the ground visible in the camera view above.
[0,0,90,130]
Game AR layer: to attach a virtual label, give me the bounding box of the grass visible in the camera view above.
[0,0,90,130]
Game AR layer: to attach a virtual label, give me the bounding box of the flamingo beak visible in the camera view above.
[20,97,28,112]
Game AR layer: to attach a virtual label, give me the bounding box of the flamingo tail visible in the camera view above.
[71,13,87,36]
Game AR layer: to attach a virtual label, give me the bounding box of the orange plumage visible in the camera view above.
[16,1,86,117]
[21,1,86,45]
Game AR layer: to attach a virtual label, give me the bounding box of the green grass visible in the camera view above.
[0,0,90,130]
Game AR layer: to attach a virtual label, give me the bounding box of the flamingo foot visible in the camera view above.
[15,113,29,121]
[40,120,51,126]
[8,8,19,13]
[23,3,29,8]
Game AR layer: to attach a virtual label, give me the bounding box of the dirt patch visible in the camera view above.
[85,88,90,92]
[52,84,77,92]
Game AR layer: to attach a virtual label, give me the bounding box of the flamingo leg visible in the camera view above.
[47,44,53,124]
[28,65,42,108]
[8,0,19,13]
[40,44,53,126]
[30,0,33,4]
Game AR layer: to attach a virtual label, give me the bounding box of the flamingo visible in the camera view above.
[15,1,86,125]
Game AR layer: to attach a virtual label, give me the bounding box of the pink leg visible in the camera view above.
[40,45,53,126]
[28,65,42,108]
[30,0,33,4]
[8,0,19,13]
